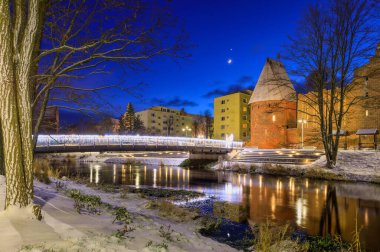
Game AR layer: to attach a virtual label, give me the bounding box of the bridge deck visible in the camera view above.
[35,135,243,154]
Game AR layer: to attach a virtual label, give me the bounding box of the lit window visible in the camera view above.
[242,124,247,129]
[366,110,369,117]
[272,115,276,122]
[243,107,247,112]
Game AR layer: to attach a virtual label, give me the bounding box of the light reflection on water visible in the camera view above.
[55,162,380,250]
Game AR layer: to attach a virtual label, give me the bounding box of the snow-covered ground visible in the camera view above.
[310,150,380,181]
[219,150,380,183]
[0,175,236,252]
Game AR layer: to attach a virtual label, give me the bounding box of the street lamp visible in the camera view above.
[298,119,307,149]
[182,126,191,137]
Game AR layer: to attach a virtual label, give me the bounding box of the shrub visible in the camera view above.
[66,189,102,214]
[112,207,134,238]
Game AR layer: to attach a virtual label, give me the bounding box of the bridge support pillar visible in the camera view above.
[188,152,227,160]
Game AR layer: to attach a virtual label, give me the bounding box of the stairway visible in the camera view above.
[230,148,324,165]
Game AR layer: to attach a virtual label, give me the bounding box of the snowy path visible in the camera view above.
[0,176,237,252]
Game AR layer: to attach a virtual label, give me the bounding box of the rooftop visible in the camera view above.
[249,58,296,103]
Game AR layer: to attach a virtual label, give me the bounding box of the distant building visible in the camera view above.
[136,106,193,136]
[248,59,298,148]
[214,90,252,141]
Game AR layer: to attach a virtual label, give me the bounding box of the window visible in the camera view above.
[243,107,247,112]
[151,113,155,117]
[221,117,225,121]
[242,98,247,103]
[243,132,247,137]
[242,123,247,129]
[221,100,225,104]
[242,115,247,120]
[221,133,225,138]
[221,125,225,129]
[366,110,369,117]
[221,108,225,113]
[272,115,276,122]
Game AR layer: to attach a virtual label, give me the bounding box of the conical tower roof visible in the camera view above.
[249,58,296,104]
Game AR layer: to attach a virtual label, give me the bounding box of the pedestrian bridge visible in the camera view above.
[35,135,243,156]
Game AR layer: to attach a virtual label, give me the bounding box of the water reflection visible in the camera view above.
[53,162,380,251]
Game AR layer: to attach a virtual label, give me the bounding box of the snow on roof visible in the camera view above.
[249,58,296,104]
[356,128,379,135]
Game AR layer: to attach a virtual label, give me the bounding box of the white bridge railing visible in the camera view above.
[36,135,243,149]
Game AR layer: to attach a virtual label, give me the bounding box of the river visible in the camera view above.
[52,161,380,251]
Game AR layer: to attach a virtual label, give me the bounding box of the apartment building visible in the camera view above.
[136,106,193,136]
[214,90,252,141]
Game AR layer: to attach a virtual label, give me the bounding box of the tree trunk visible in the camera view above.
[0,0,30,207]
[0,0,43,208]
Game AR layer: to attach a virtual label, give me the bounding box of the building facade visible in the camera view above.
[214,90,252,141]
[297,44,380,148]
[136,106,193,136]
[248,59,298,149]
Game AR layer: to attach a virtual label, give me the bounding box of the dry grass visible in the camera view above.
[33,158,60,184]
[145,200,199,222]
[33,158,61,184]
[254,221,308,252]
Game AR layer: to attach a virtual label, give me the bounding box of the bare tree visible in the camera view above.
[0,0,187,209]
[203,110,213,139]
[32,0,188,147]
[165,116,174,136]
[287,0,379,168]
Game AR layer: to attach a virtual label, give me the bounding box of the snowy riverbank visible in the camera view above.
[37,151,188,166]
[0,175,236,251]
[218,150,380,184]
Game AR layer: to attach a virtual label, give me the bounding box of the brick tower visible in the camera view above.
[249,59,298,149]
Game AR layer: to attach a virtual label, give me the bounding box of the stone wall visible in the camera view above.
[250,100,297,148]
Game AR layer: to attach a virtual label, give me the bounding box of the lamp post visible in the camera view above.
[182,126,191,137]
[298,119,307,149]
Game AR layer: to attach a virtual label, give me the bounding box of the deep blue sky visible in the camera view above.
[90,0,314,117]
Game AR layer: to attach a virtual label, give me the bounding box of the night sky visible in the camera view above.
[85,0,314,117]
